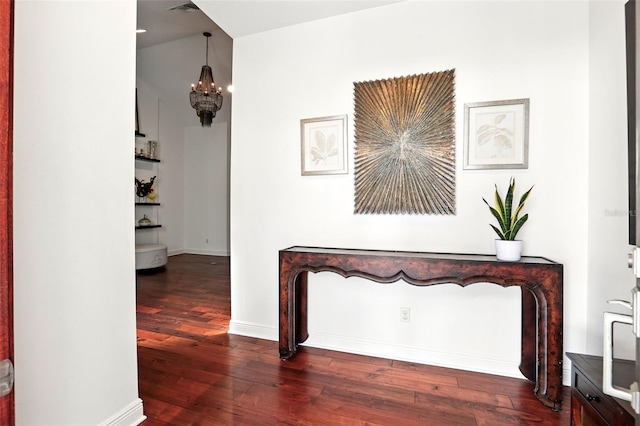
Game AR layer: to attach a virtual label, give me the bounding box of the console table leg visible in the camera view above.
[519,288,537,382]
[280,270,309,360]
[279,263,295,359]
[296,272,309,344]
[530,283,563,411]
[538,283,564,410]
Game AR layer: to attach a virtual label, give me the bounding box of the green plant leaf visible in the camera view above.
[504,177,515,232]
[510,213,529,240]
[512,185,534,221]
[483,198,506,234]
[489,224,506,240]
[492,187,507,232]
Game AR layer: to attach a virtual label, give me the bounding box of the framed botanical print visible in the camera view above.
[464,98,529,170]
[300,115,348,176]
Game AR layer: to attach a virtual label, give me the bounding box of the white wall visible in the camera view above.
[184,123,229,256]
[587,0,635,359]
[159,95,188,254]
[137,32,232,256]
[13,1,143,425]
[230,0,601,382]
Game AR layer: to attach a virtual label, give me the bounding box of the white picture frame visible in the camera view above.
[464,98,529,170]
[300,115,348,175]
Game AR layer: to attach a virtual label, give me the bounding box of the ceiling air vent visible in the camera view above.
[168,2,200,12]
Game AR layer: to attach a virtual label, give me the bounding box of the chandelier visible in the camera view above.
[189,32,223,127]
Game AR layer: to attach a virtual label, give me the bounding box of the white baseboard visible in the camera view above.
[168,249,230,257]
[99,398,146,426]
[306,331,525,379]
[228,321,572,385]
[228,319,278,341]
[186,249,230,256]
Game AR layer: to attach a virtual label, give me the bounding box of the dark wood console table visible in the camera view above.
[279,246,564,411]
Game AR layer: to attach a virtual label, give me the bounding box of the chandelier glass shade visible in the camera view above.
[190,32,223,127]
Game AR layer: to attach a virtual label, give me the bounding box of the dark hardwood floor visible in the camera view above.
[136,254,570,425]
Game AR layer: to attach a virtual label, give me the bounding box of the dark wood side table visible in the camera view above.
[279,246,564,410]
[566,353,635,425]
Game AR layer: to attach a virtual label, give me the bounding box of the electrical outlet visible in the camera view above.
[400,307,410,322]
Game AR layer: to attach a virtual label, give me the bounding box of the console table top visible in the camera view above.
[282,245,560,265]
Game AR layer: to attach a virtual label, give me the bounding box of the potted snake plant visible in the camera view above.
[482,177,533,261]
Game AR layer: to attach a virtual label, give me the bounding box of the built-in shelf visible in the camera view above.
[135,151,162,233]
[135,224,162,230]
[135,155,160,163]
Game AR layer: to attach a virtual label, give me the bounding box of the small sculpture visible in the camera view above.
[138,215,152,226]
[135,176,156,198]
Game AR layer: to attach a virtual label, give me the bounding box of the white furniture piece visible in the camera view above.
[135,243,167,270]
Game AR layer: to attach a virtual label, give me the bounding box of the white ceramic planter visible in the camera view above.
[495,240,523,261]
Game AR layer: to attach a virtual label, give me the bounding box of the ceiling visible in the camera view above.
[136,1,221,50]
[136,0,402,49]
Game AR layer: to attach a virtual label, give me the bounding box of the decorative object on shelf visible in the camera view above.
[135,88,145,138]
[464,98,529,170]
[138,215,152,227]
[147,189,156,202]
[353,70,456,215]
[189,32,223,127]
[300,115,348,175]
[483,177,533,261]
[147,140,157,159]
[135,176,156,201]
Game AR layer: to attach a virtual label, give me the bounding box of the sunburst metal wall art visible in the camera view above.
[353,70,456,215]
